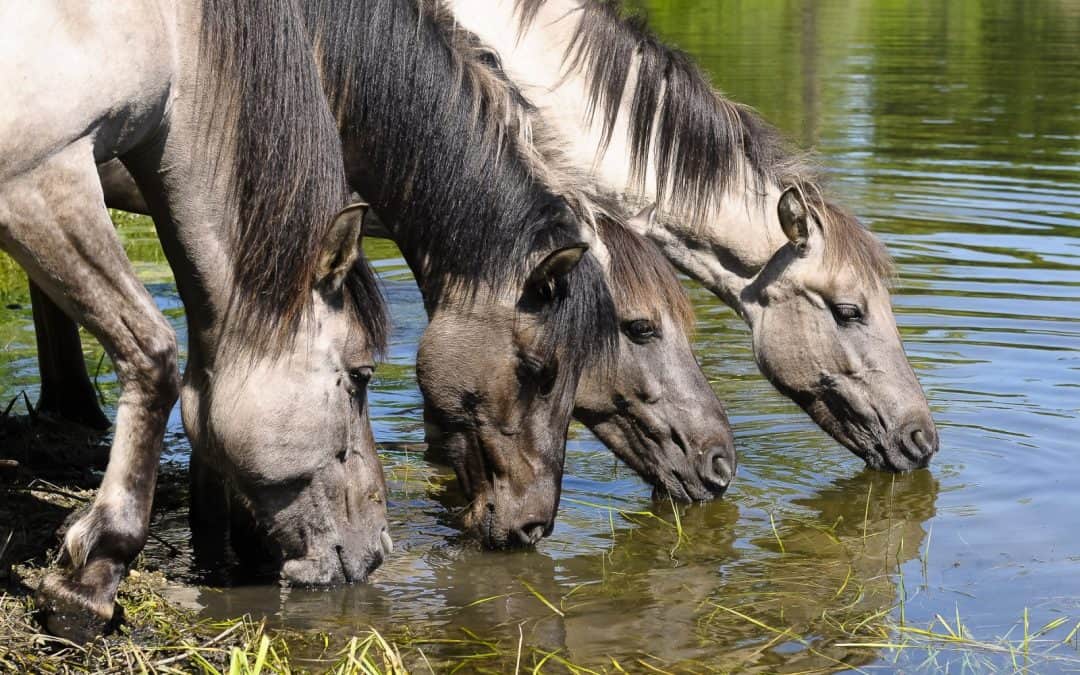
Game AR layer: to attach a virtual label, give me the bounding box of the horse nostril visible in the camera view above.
[699,446,736,494]
[910,426,938,456]
[379,528,394,556]
[513,521,547,547]
[912,429,927,452]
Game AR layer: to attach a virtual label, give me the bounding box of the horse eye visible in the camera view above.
[516,356,543,381]
[347,366,374,387]
[517,355,558,397]
[831,303,864,324]
[623,319,657,343]
[537,362,558,397]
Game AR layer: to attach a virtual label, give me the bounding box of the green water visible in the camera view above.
[2,0,1078,671]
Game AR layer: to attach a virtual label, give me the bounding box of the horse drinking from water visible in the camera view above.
[446,0,939,471]
[304,0,736,540]
[0,0,389,640]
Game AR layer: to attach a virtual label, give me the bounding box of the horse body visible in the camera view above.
[1,0,390,640]
[446,0,939,471]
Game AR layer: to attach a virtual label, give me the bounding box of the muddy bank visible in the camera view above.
[0,417,407,674]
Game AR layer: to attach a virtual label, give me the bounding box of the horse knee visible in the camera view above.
[145,329,180,409]
[63,491,154,569]
[122,323,180,411]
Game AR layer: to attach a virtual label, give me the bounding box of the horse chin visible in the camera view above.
[439,428,559,550]
[280,547,385,587]
[191,471,390,585]
[458,494,512,550]
[578,410,726,503]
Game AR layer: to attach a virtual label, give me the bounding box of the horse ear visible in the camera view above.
[525,243,588,303]
[778,187,811,254]
[317,202,368,293]
[626,203,658,233]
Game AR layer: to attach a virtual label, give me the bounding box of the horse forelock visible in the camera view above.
[512,0,894,287]
[195,0,387,355]
[597,216,694,334]
[816,199,896,288]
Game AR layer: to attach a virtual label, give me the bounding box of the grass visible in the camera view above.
[835,612,1080,672]
[0,577,409,674]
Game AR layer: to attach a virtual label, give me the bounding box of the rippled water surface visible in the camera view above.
[2,0,1078,671]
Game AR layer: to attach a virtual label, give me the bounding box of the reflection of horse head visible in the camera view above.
[182,576,395,634]
[421,497,742,665]
[795,467,940,540]
[712,469,941,671]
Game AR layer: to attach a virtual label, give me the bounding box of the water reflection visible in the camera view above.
[164,467,936,669]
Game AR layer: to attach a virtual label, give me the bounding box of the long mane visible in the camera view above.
[514,0,894,283]
[196,0,387,353]
[301,0,618,370]
[414,2,696,340]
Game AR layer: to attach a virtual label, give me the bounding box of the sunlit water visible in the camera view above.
[1,0,1078,671]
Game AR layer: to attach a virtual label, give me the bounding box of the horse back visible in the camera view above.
[0,0,176,179]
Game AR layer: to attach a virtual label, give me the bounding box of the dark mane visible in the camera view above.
[597,217,694,333]
[197,0,387,353]
[514,0,893,283]
[301,0,618,370]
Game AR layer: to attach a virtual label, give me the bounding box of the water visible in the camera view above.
[2,0,1079,670]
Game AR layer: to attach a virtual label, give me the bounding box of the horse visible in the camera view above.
[445,0,940,472]
[0,0,390,641]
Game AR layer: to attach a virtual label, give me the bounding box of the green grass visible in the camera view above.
[0,573,408,675]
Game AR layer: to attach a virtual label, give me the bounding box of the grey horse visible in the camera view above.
[27,0,739,542]
[0,0,390,641]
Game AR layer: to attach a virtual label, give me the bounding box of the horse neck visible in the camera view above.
[446,0,790,311]
[123,5,236,366]
[130,131,240,370]
[301,0,571,306]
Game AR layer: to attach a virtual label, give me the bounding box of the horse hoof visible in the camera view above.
[35,574,121,643]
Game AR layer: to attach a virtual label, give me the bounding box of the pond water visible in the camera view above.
[2,0,1079,671]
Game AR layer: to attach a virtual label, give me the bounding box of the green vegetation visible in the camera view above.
[0,252,25,304]
[0,580,408,674]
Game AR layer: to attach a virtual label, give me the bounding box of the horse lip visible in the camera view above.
[652,474,695,502]
[875,441,924,473]
[896,440,925,467]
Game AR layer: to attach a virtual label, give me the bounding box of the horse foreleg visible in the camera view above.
[24,159,150,431]
[29,281,110,430]
[0,139,179,642]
